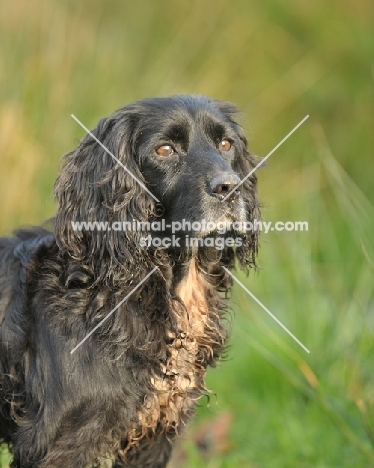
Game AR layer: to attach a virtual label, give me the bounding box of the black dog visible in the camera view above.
[0,95,260,467]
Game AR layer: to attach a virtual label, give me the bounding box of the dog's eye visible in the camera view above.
[219,139,232,152]
[156,145,175,156]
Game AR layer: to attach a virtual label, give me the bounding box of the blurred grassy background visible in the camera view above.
[0,0,373,467]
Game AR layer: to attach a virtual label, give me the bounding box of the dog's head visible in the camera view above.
[55,95,260,273]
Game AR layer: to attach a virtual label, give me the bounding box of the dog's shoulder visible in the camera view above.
[0,226,54,327]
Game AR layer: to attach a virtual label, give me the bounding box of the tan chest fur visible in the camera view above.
[126,258,210,447]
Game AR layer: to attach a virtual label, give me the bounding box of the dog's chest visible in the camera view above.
[127,259,210,445]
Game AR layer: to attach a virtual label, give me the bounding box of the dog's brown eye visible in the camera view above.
[156,145,174,156]
[219,139,232,151]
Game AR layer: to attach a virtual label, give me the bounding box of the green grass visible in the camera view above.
[0,0,373,467]
[0,445,11,468]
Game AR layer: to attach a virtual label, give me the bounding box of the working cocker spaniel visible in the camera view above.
[0,95,260,467]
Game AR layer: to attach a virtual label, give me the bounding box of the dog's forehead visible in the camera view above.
[135,95,237,137]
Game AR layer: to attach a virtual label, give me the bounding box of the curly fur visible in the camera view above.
[0,95,260,467]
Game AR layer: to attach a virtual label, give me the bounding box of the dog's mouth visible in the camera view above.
[196,213,232,235]
[195,195,248,236]
[192,212,246,237]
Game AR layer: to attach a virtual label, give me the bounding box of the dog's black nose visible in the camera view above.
[209,173,241,201]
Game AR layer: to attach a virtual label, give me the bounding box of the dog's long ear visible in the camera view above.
[232,132,261,270]
[54,109,156,276]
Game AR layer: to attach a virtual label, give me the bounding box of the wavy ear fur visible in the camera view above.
[54,110,157,281]
[232,135,261,270]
